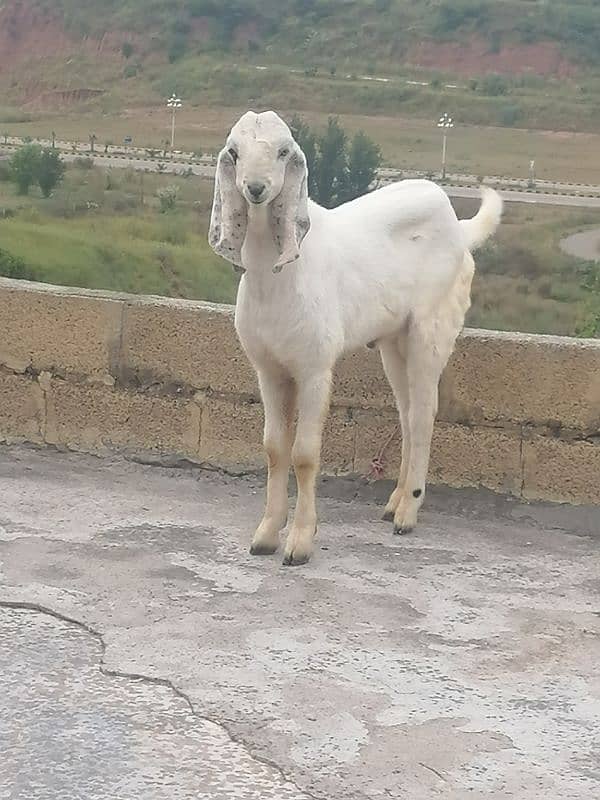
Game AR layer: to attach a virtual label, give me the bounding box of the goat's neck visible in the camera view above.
[241,204,279,278]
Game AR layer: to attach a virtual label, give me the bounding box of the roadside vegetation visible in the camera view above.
[0,123,598,337]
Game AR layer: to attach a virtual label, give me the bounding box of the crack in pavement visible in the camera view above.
[0,599,323,800]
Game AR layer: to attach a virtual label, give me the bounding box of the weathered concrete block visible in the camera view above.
[0,281,122,381]
[121,300,258,397]
[333,349,393,409]
[199,396,264,468]
[45,379,200,457]
[0,371,44,444]
[353,410,522,493]
[353,410,403,480]
[441,330,600,432]
[322,408,356,474]
[197,399,356,475]
[429,422,522,494]
[522,435,600,505]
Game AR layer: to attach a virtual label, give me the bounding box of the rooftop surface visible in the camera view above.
[1,445,599,799]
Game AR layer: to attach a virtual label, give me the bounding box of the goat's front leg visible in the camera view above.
[250,367,296,556]
[283,370,332,566]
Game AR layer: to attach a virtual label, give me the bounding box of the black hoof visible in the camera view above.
[393,525,413,536]
[382,509,395,522]
[250,542,278,556]
[282,552,311,567]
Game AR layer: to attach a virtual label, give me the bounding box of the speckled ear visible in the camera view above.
[271,146,311,273]
[208,148,247,269]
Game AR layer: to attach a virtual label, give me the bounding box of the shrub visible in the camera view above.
[37,148,66,198]
[480,73,510,96]
[168,33,188,63]
[0,247,33,280]
[9,143,41,195]
[157,184,179,212]
[499,104,522,127]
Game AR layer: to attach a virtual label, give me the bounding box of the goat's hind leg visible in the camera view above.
[378,338,411,522]
[392,314,457,535]
[251,366,296,556]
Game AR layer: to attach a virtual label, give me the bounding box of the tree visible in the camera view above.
[37,148,66,197]
[344,131,382,202]
[289,115,319,199]
[9,143,41,195]
[315,117,347,208]
[290,116,381,208]
[480,73,510,96]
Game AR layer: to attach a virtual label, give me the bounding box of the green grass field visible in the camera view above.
[0,167,236,302]
[0,162,598,336]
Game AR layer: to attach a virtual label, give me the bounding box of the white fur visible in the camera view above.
[210,111,502,565]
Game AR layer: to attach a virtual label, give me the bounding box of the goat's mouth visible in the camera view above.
[247,196,267,205]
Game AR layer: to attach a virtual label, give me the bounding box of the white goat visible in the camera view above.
[209,110,502,566]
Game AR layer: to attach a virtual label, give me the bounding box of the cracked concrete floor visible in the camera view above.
[0,445,599,799]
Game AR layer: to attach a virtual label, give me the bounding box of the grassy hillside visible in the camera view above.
[41,1,600,68]
[0,0,594,137]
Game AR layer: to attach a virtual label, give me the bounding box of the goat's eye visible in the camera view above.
[278,147,290,159]
[228,148,238,164]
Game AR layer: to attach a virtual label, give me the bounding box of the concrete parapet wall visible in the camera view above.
[1,277,599,504]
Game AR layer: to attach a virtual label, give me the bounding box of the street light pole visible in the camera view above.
[167,94,182,151]
[437,112,454,180]
[529,159,536,188]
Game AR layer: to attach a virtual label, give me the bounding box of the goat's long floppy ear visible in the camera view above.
[271,146,311,273]
[208,148,247,270]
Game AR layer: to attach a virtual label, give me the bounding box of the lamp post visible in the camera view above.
[167,94,182,151]
[437,112,454,180]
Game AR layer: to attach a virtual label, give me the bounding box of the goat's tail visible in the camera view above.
[460,187,503,252]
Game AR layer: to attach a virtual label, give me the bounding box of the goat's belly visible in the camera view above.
[341,293,412,353]
[235,294,340,374]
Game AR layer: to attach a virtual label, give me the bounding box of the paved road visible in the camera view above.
[1,607,306,800]
[560,228,600,261]
[1,446,599,799]
[3,140,600,206]
[54,153,600,208]
[443,184,600,208]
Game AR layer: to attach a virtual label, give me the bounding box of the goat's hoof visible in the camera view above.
[282,552,311,567]
[393,525,413,536]
[382,509,395,522]
[282,525,316,567]
[250,541,279,556]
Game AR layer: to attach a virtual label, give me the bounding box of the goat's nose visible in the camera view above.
[247,181,266,200]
